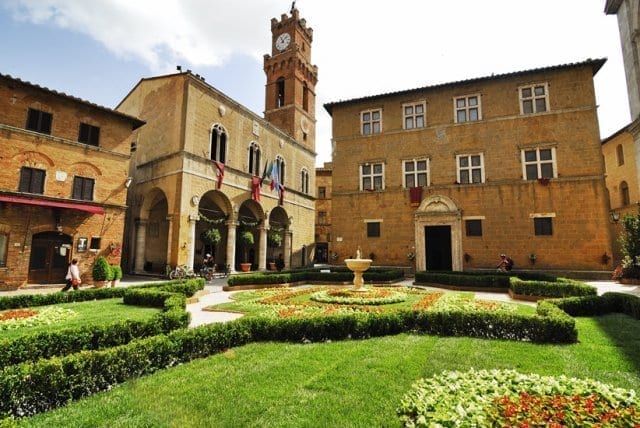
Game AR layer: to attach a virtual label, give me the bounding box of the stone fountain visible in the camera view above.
[344,247,372,292]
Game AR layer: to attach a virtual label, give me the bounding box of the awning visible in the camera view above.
[0,195,105,215]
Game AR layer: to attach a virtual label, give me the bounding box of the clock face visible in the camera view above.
[275,32,291,51]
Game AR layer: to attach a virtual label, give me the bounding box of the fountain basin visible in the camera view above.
[344,258,373,272]
[344,258,372,292]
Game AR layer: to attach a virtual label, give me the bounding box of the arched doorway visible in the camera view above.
[140,191,169,274]
[29,231,72,283]
[196,191,231,270]
[268,206,289,270]
[236,200,264,271]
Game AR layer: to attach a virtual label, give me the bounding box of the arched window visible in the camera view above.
[275,155,285,185]
[621,181,630,206]
[276,77,285,108]
[302,82,309,112]
[301,168,309,194]
[248,142,261,176]
[617,144,625,166]
[210,124,227,163]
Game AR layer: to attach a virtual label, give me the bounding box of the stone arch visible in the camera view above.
[267,206,289,268]
[414,195,463,272]
[196,190,232,268]
[134,187,170,274]
[235,199,265,270]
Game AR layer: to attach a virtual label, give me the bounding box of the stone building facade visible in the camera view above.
[116,7,317,274]
[314,162,332,263]
[0,73,144,286]
[324,60,613,273]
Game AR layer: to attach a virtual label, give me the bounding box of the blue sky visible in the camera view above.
[0,0,630,166]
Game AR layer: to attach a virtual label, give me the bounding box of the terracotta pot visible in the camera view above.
[94,280,109,288]
[268,262,276,271]
[240,263,251,272]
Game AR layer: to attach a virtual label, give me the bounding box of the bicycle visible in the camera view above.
[168,264,196,280]
[199,266,214,281]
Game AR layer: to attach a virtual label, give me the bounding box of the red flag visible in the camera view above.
[409,186,422,206]
[278,184,285,205]
[213,160,225,189]
[251,176,261,201]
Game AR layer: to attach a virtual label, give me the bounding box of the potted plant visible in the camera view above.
[240,230,254,272]
[267,231,283,270]
[200,228,222,246]
[111,265,123,287]
[92,256,112,288]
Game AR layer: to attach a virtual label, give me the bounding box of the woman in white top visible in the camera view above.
[62,258,81,291]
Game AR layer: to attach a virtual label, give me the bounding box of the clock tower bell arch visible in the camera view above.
[263,7,318,151]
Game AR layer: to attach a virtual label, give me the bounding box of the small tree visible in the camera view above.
[267,230,283,248]
[241,231,254,263]
[111,265,123,280]
[619,214,640,278]
[200,228,222,246]
[92,256,112,281]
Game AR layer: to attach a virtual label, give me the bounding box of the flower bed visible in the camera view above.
[310,288,407,305]
[0,307,76,331]
[397,369,639,427]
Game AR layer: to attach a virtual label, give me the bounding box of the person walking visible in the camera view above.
[61,259,82,291]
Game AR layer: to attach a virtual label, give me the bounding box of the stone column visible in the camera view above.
[226,220,238,273]
[187,214,199,269]
[258,224,269,271]
[284,229,292,270]
[133,218,147,273]
[165,215,173,270]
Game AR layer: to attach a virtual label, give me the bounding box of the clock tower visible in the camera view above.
[264,6,318,151]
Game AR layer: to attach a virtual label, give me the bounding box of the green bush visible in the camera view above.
[111,265,123,280]
[509,277,596,298]
[414,272,510,289]
[547,292,640,319]
[92,256,112,281]
[226,268,404,286]
[0,280,203,369]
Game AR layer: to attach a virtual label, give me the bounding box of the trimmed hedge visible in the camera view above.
[227,268,404,286]
[0,306,578,418]
[0,279,204,369]
[414,272,510,289]
[509,277,597,298]
[546,292,640,319]
[414,271,597,298]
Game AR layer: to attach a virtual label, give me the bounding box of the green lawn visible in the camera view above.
[19,314,640,427]
[0,299,162,341]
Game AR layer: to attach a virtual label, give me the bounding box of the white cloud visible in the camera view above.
[3,0,631,166]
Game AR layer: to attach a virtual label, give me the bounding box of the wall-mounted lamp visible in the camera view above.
[610,211,620,224]
[124,177,133,188]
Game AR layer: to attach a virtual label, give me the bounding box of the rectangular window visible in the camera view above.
[465,219,483,237]
[454,95,481,123]
[403,102,426,129]
[79,123,100,146]
[90,237,101,251]
[366,222,381,238]
[26,108,52,134]
[534,217,553,236]
[18,167,45,194]
[318,211,327,225]
[403,159,429,188]
[72,176,95,201]
[361,109,381,135]
[522,147,556,180]
[318,186,326,199]
[457,154,485,184]
[360,163,384,191]
[520,83,548,114]
[0,234,7,267]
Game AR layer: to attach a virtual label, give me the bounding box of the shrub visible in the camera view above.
[509,277,596,298]
[92,256,112,281]
[111,265,123,280]
[414,271,510,289]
